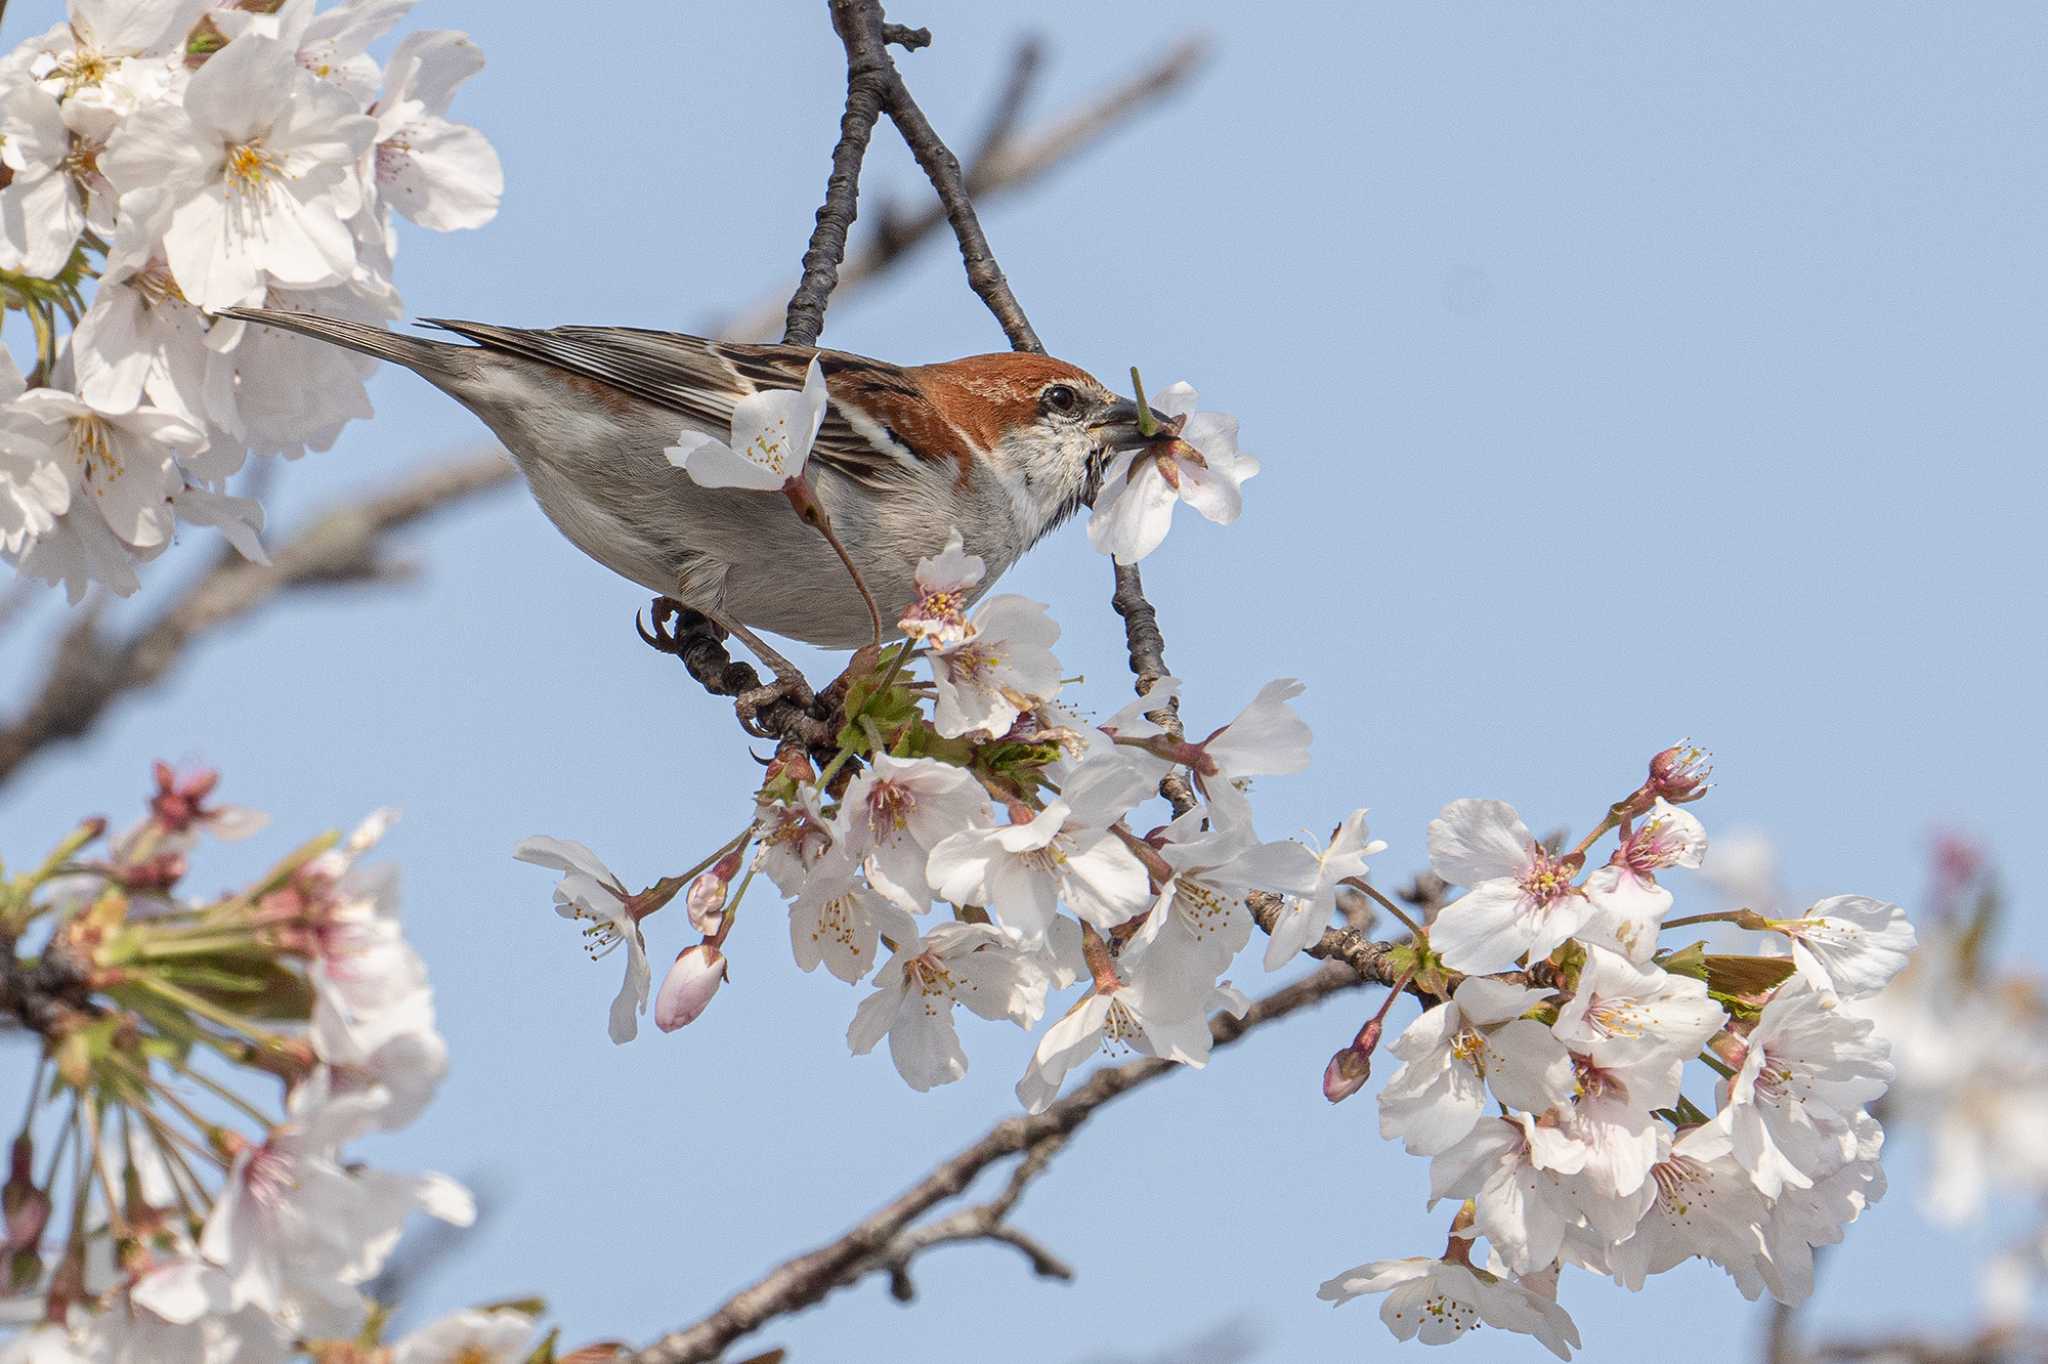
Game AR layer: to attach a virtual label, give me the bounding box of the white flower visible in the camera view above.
[1184,677,1312,829]
[1552,944,1725,1088]
[834,752,991,909]
[1378,976,1575,1157]
[1316,1255,1579,1359]
[1756,1108,1887,1306]
[84,1254,290,1364]
[754,785,834,896]
[787,856,919,983]
[1263,808,1386,969]
[1087,380,1258,564]
[101,34,376,310]
[311,981,447,1132]
[0,84,84,278]
[29,0,195,101]
[666,357,827,490]
[70,189,222,425]
[371,29,503,232]
[1015,955,1245,1114]
[1713,979,1894,1198]
[213,0,410,104]
[848,923,1049,1091]
[1774,895,1916,1005]
[897,526,985,647]
[200,1081,472,1334]
[1128,809,1319,1010]
[928,594,1062,738]
[927,759,1152,945]
[391,1308,536,1364]
[9,387,203,552]
[0,355,70,554]
[1426,798,1591,972]
[1604,1123,1771,1297]
[513,835,650,1044]
[1428,1113,1587,1276]
[218,279,392,457]
[1581,798,1706,963]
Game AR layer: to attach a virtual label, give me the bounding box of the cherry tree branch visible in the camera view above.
[628,960,1378,1364]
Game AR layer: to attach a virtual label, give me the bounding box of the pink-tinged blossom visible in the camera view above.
[1378,977,1575,1157]
[1428,1113,1587,1276]
[513,835,649,1045]
[1603,1123,1771,1297]
[927,594,1063,739]
[1316,1255,1580,1359]
[848,923,1048,1091]
[926,759,1152,945]
[666,357,827,490]
[1426,798,1592,972]
[9,387,202,555]
[1714,979,1894,1198]
[754,786,834,896]
[369,29,502,232]
[1552,944,1725,1087]
[1581,798,1706,963]
[1087,381,1258,565]
[390,1308,536,1364]
[1128,809,1319,1010]
[1185,678,1312,830]
[834,752,991,910]
[1774,894,1916,1006]
[1263,808,1386,970]
[787,857,918,983]
[101,35,376,310]
[897,526,985,647]
[1015,962,1247,1114]
[655,944,726,1031]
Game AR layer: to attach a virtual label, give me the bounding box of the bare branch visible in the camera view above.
[0,451,516,789]
[628,961,1375,1364]
[1111,560,1198,816]
[723,36,1209,343]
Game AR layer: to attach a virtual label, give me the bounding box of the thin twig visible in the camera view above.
[1111,560,1198,816]
[628,961,1374,1364]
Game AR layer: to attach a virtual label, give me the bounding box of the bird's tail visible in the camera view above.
[217,307,467,378]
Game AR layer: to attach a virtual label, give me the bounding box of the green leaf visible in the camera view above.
[1703,954,1796,998]
[1658,941,1708,981]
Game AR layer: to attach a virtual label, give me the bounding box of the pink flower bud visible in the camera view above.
[1322,1045,1372,1104]
[685,873,727,935]
[656,945,727,1032]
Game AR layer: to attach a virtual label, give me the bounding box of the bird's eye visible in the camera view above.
[1042,384,1080,415]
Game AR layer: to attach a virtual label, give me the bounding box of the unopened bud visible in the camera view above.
[3,1136,49,1256]
[1706,1029,1748,1072]
[120,851,187,893]
[656,944,727,1032]
[1322,1045,1372,1104]
[685,874,726,935]
[1647,742,1713,803]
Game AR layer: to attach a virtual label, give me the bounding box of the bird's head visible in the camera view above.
[905,352,1179,543]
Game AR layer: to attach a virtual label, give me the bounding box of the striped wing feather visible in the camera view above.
[419,319,931,488]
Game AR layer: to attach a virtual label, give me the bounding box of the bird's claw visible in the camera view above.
[735,671,818,738]
[637,596,724,655]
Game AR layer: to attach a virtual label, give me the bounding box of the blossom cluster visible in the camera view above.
[521,523,1369,1106]
[0,0,501,600]
[0,769,543,1363]
[1316,775,1914,1357]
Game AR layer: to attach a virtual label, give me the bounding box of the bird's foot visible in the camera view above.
[735,669,818,738]
[635,596,726,656]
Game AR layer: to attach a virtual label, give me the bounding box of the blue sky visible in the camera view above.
[4,3,2046,1360]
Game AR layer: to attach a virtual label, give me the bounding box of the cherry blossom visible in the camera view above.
[666,357,828,490]
[1087,380,1259,565]
[787,856,918,983]
[1427,798,1592,972]
[927,594,1063,738]
[1128,809,1319,1006]
[101,34,376,310]
[514,835,651,1044]
[1316,1255,1580,1359]
[655,944,726,1031]
[1773,894,1916,1005]
[1378,977,1575,1157]
[849,923,1049,1091]
[1015,960,1247,1114]
[1183,677,1312,829]
[370,29,503,231]
[390,1308,536,1364]
[1580,798,1706,963]
[1714,979,1895,1198]
[1552,944,1725,1085]
[1429,1113,1587,1276]
[898,526,986,645]
[1263,808,1386,970]
[833,752,991,910]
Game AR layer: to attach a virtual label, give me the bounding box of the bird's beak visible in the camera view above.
[1088,397,1183,450]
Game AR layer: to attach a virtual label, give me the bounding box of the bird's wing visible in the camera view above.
[419,320,933,489]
